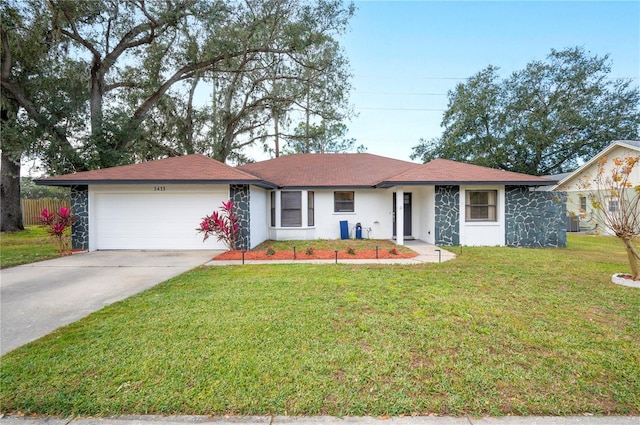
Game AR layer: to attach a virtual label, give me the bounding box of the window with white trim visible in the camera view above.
[466,190,497,222]
[608,198,620,212]
[281,191,302,227]
[579,195,587,213]
[308,191,315,226]
[334,191,354,212]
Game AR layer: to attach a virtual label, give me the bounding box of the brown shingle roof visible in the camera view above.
[36,153,554,189]
[36,154,273,187]
[238,153,420,188]
[380,158,556,186]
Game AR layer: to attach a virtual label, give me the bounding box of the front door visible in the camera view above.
[392,192,412,237]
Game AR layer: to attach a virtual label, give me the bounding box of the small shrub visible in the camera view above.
[39,207,75,252]
[389,247,399,255]
[347,246,356,255]
[266,246,276,256]
[196,200,240,250]
[305,247,315,255]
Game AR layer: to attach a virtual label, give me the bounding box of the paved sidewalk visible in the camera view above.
[206,240,456,266]
[1,415,638,425]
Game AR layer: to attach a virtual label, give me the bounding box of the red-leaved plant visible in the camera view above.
[39,207,75,252]
[197,200,240,250]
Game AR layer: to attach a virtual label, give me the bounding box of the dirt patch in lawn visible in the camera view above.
[214,249,418,261]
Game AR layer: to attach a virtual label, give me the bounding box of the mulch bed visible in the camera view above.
[214,249,418,261]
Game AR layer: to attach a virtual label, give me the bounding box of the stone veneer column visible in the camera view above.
[70,185,89,250]
[505,186,567,248]
[230,184,250,250]
[434,185,460,246]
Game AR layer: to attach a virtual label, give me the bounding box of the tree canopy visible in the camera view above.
[410,47,640,176]
[0,0,356,231]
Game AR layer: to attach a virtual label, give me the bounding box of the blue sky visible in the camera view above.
[339,0,640,162]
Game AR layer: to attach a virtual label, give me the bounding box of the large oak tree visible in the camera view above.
[410,47,640,176]
[1,0,355,231]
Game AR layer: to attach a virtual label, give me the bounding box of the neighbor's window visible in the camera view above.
[281,191,302,227]
[466,190,497,221]
[308,191,315,226]
[579,195,587,213]
[270,191,276,227]
[334,191,354,212]
[608,198,620,212]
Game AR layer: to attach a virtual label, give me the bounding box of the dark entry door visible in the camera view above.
[392,192,412,237]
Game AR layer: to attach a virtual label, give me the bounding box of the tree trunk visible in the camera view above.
[1,149,24,232]
[274,109,280,157]
[622,237,640,280]
[305,88,310,154]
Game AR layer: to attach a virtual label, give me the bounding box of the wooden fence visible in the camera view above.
[21,199,71,226]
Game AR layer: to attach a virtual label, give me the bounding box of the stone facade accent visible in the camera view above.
[435,185,460,246]
[230,184,250,250]
[70,185,89,250]
[505,186,567,248]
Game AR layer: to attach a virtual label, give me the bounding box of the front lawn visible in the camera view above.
[0,226,65,269]
[1,234,638,417]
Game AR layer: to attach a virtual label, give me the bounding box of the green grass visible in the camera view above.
[0,226,66,269]
[1,234,639,417]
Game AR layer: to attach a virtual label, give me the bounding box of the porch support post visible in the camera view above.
[396,189,404,246]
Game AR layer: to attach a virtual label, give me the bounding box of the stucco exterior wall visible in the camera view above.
[264,187,438,243]
[413,186,436,244]
[269,189,396,240]
[459,185,506,246]
[249,186,269,249]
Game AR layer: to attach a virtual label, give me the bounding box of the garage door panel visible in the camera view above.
[93,191,228,250]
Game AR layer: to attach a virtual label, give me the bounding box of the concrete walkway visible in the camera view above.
[206,240,456,266]
[1,415,637,425]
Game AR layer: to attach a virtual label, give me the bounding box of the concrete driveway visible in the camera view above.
[0,251,218,355]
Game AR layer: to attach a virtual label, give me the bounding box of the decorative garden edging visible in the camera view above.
[611,273,640,288]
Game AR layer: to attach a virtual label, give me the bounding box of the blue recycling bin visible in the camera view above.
[340,220,349,239]
[355,222,362,239]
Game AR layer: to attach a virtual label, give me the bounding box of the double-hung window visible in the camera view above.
[334,191,354,212]
[466,190,497,221]
[579,195,587,213]
[281,191,302,227]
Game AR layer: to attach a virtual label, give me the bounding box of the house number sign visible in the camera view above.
[154,186,166,191]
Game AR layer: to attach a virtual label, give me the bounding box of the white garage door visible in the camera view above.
[92,189,228,250]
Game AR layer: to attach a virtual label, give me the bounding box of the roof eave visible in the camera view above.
[276,185,377,190]
[377,180,557,188]
[34,179,277,189]
[552,140,640,190]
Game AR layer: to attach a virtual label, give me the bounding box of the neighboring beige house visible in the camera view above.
[552,140,640,233]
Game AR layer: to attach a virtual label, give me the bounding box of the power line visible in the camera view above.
[355,75,467,81]
[356,107,445,112]
[354,91,447,96]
